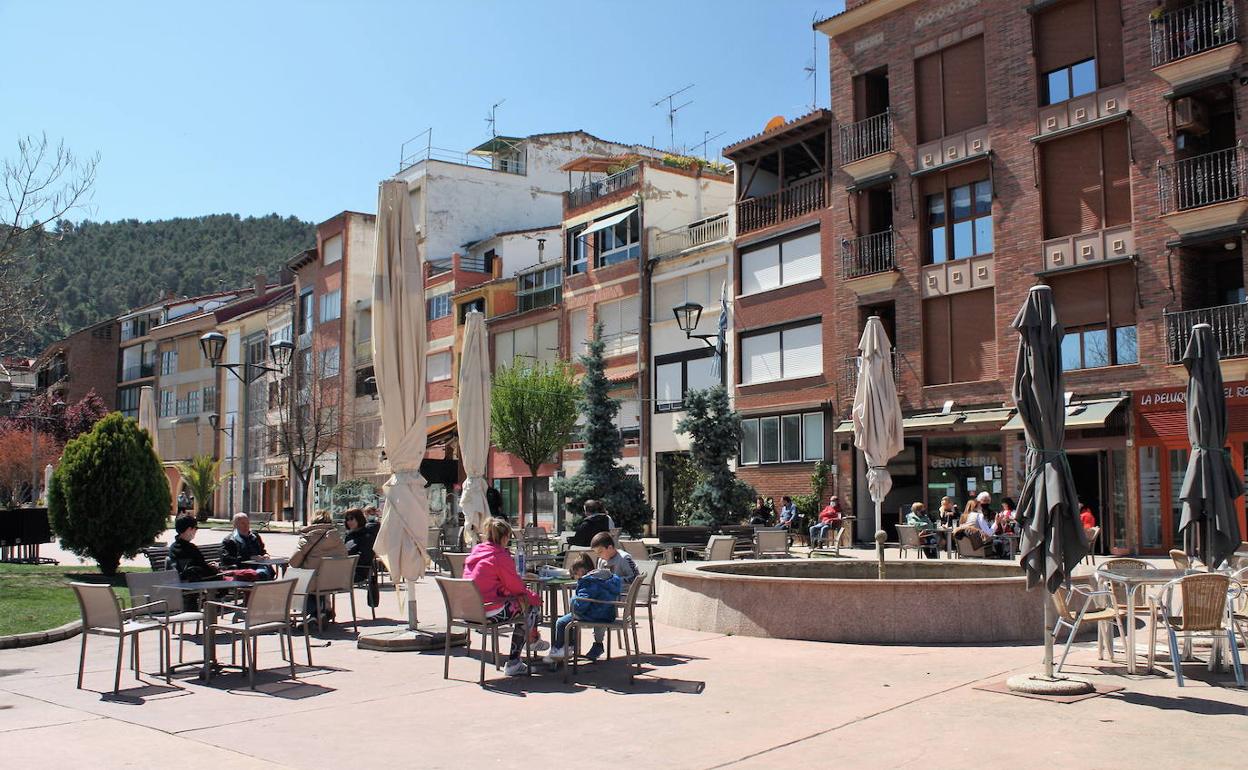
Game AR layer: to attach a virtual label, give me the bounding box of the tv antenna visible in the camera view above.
[691,130,726,162]
[485,99,506,137]
[804,14,819,110]
[652,84,694,151]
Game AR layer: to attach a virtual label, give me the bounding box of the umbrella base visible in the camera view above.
[1006,673,1094,696]
[357,624,469,652]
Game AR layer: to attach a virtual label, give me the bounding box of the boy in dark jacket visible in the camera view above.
[168,515,221,582]
[542,553,622,668]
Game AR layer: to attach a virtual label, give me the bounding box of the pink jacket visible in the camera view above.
[463,542,540,612]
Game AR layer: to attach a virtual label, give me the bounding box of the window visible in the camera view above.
[567,225,588,275]
[915,36,986,143]
[493,478,520,518]
[355,366,377,398]
[356,308,371,345]
[322,234,342,265]
[654,349,719,412]
[159,388,175,418]
[427,293,451,320]
[1049,263,1137,371]
[517,265,562,313]
[184,389,200,415]
[1043,59,1097,105]
[1034,0,1123,106]
[740,320,822,385]
[595,210,641,268]
[740,411,825,465]
[319,289,342,323]
[740,230,820,295]
[596,296,640,356]
[354,419,381,449]
[567,308,589,360]
[427,351,452,382]
[319,346,340,379]
[271,323,293,346]
[653,267,727,326]
[298,290,313,335]
[494,320,559,371]
[202,386,217,412]
[923,288,996,385]
[1040,123,1131,239]
[925,178,992,264]
[118,386,140,417]
[160,349,178,375]
[616,397,641,442]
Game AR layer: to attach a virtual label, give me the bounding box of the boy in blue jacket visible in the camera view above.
[543,553,622,667]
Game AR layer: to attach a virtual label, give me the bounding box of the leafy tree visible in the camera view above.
[792,460,832,522]
[8,389,108,443]
[178,454,226,521]
[271,349,346,523]
[676,385,756,527]
[331,478,380,511]
[48,412,169,575]
[491,360,580,527]
[552,324,652,536]
[658,452,700,526]
[0,427,62,507]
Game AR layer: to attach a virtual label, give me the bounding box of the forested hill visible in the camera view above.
[28,214,315,351]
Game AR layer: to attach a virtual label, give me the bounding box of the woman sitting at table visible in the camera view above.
[343,508,378,581]
[935,496,959,528]
[168,514,221,582]
[953,499,990,553]
[464,517,546,676]
[905,502,940,559]
[994,497,1018,537]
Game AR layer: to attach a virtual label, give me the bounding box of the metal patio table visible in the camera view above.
[155,580,254,680]
[1095,568,1196,674]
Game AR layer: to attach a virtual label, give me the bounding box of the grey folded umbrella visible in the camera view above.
[1012,285,1087,594]
[1179,323,1243,569]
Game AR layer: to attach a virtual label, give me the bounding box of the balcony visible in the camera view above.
[840,110,897,181]
[841,229,897,291]
[1157,145,1248,234]
[843,351,899,392]
[652,213,730,259]
[567,165,640,209]
[355,340,372,365]
[121,363,155,382]
[736,175,827,235]
[1150,0,1241,86]
[1164,302,1248,366]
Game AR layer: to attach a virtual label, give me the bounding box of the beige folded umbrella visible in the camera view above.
[138,385,160,457]
[458,310,491,545]
[852,316,904,537]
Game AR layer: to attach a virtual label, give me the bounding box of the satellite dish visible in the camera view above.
[764,115,786,132]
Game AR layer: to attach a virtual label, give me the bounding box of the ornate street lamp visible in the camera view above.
[199,332,293,383]
[672,301,716,348]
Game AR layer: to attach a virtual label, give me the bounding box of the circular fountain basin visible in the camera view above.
[657,559,1072,644]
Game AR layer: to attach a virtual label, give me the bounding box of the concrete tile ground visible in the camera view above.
[4,547,1246,768]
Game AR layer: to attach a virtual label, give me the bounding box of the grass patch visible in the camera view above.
[0,563,149,637]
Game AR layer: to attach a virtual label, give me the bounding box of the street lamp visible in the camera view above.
[672,301,716,349]
[199,332,294,383]
[208,412,237,516]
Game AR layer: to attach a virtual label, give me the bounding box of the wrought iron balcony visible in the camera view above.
[567,165,640,209]
[736,174,827,235]
[1164,302,1248,363]
[1157,145,1247,214]
[840,109,893,166]
[841,228,896,279]
[1150,0,1239,68]
[843,351,899,392]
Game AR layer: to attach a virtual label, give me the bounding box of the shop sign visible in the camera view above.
[929,455,995,469]
[1136,381,1248,412]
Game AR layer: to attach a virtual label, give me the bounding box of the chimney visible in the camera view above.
[253,271,267,297]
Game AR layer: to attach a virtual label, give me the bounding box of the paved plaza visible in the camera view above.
[2,535,1246,768]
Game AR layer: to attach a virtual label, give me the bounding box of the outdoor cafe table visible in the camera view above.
[1095,567,1196,675]
[523,575,577,637]
[243,557,289,576]
[653,543,707,563]
[155,580,254,680]
[933,527,956,559]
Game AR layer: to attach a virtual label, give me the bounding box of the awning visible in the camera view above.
[426,419,457,448]
[837,407,1015,435]
[958,407,1016,425]
[1001,397,1126,431]
[579,207,637,237]
[904,413,963,429]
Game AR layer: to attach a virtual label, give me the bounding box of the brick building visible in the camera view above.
[33,318,118,410]
[787,0,1248,553]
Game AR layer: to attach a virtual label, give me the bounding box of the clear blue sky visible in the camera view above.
[1,0,842,225]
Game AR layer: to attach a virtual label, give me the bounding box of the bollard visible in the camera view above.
[874,530,887,580]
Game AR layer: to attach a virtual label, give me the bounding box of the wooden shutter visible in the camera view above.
[915,52,944,144]
[1095,0,1125,87]
[949,289,996,381]
[1050,269,1108,327]
[923,296,953,385]
[1041,130,1103,238]
[853,74,869,122]
[1108,263,1136,325]
[1101,123,1132,228]
[942,37,986,135]
[1035,0,1095,73]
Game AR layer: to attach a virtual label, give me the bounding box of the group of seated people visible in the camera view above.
[905,492,1099,559]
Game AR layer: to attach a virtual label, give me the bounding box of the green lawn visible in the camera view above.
[0,563,148,637]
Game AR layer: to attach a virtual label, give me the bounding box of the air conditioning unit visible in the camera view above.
[1174,97,1209,135]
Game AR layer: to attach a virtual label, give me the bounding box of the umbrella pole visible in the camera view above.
[1043,593,1055,679]
[874,500,882,541]
[406,579,419,630]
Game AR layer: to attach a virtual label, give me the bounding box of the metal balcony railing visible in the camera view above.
[1164,302,1248,363]
[843,351,899,392]
[736,174,827,235]
[1157,145,1247,214]
[841,228,896,279]
[567,165,641,209]
[653,213,731,258]
[840,109,893,165]
[1150,0,1240,67]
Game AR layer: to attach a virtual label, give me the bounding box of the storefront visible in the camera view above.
[1134,382,1248,555]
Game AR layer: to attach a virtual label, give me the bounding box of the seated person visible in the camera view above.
[290,510,350,621]
[1079,502,1097,532]
[567,499,615,547]
[343,508,379,581]
[748,497,771,526]
[584,531,639,661]
[808,495,843,547]
[220,513,272,579]
[543,552,622,668]
[906,502,939,559]
[464,517,545,676]
[936,496,959,528]
[777,496,797,529]
[168,514,221,583]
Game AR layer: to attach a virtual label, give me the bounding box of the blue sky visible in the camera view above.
[1,1,842,225]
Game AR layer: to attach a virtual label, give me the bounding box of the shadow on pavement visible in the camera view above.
[1110,691,1248,715]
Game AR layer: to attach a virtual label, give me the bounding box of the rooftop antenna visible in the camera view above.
[691,130,726,162]
[652,84,694,152]
[804,13,819,110]
[485,99,506,138]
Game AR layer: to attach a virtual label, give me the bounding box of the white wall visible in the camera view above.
[641,167,735,235]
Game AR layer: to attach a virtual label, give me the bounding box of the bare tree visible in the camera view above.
[0,134,99,351]
[269,344,349,523]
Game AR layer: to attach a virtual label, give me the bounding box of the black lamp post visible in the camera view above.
[199,332,293,383]
[673,301,716,348]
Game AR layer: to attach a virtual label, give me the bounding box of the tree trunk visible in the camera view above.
[97,552,120,577]
[529,469,540,528]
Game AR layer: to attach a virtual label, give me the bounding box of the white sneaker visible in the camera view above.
[503,659,529,677]
[527,638,550,652]
[541,647,565,665]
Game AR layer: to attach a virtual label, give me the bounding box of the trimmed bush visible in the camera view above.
[48,413,170,575]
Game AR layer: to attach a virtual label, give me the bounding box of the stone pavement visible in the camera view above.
[3,552,1247,769]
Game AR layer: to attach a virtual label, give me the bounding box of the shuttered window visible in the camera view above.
[914,37,985,144]
[923,289,995,385]
[1040,122,1131,239]
[568,308,589,359]
[740,319,823,385]
[493,319,559,370]
[597,296,640,356]
[739,228,821,295]
[1035,0,1124,104]
[1049,263,1137,370]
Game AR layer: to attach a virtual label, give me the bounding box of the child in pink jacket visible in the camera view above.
[463,517,545,676]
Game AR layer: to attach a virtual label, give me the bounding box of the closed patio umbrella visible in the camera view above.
[1010,285,1089,690]
[458,310,491,545]
[138,385,160,457]
[371,179,430,621]
[852,316,904,538]
[1179,323,1243,569]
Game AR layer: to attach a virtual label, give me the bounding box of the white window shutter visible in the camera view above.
[741,244,780,294]
[656,362,681,406]
[781,322,823,378]
[537,320,559,364]
[494,331,514,371]
[780,232,821,284]
[741,331,781,384]
[516,325,538,362]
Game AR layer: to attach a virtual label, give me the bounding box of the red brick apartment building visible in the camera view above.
[727,0,1246,554]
